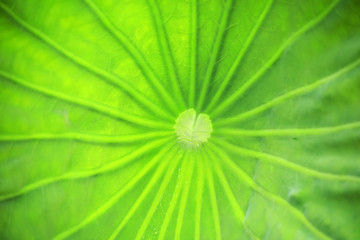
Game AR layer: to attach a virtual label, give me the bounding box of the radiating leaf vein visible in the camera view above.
[215,122,360,137]
[211,0,340,117]
[214,139,360,182]
[197,0,234,111]
[0,138,172,202]
[205,0,274,113]
[146,0,186,109]
[215,57,360,126]
[53,141,175,240]
[83,0,180,115]
[0,70,170,129]
[0,3,174,121]
[209,143,332,240]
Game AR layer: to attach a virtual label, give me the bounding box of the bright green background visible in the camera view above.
[0,0,360,239]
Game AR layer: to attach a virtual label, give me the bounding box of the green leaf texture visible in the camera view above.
[0,0,360,239]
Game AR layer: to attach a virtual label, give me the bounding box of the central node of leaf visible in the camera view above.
[174,109,213,149]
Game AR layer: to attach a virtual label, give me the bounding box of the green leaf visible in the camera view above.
[0,0,359,239]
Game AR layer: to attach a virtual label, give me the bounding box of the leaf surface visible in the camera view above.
[0,0,360,239]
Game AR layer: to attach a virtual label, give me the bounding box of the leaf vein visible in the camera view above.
[0,3,174,121]
[0,70,171,129]
[213,139,360,183]
[53,141,174,240]
[211,0,340,117]
[197,0,234,111]
[0,138,172,202]
[215,122,360,137]
[146,0,186,109]
[209,142,333,240]
[83,0,180,114]
[205,0,274,113]
[214,58,360,126]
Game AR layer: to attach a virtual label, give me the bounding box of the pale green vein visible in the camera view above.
[53,141,174,240]
[109,148,179,240]
[215,122,360,137]
[206,146,259,240]
[210,0,340,117]
[174,153,195,240]
[134,150,183,240]
[83,0,180,115]
[202,150,222,240]
[0,70,171,129]
[0,3,174,121]
[0,131,173,143]
[188,0,198,107]
[215,57,360,126]
[146,0,186,109]
[209,142,332,240]
[158,153,190,240]
[194,150,204,240]
[0,138,172,202]
[205,0,274,113]
[197,0,234,111]
[213,138,360,183]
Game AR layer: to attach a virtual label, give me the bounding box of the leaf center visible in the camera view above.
[174,109,213,149]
